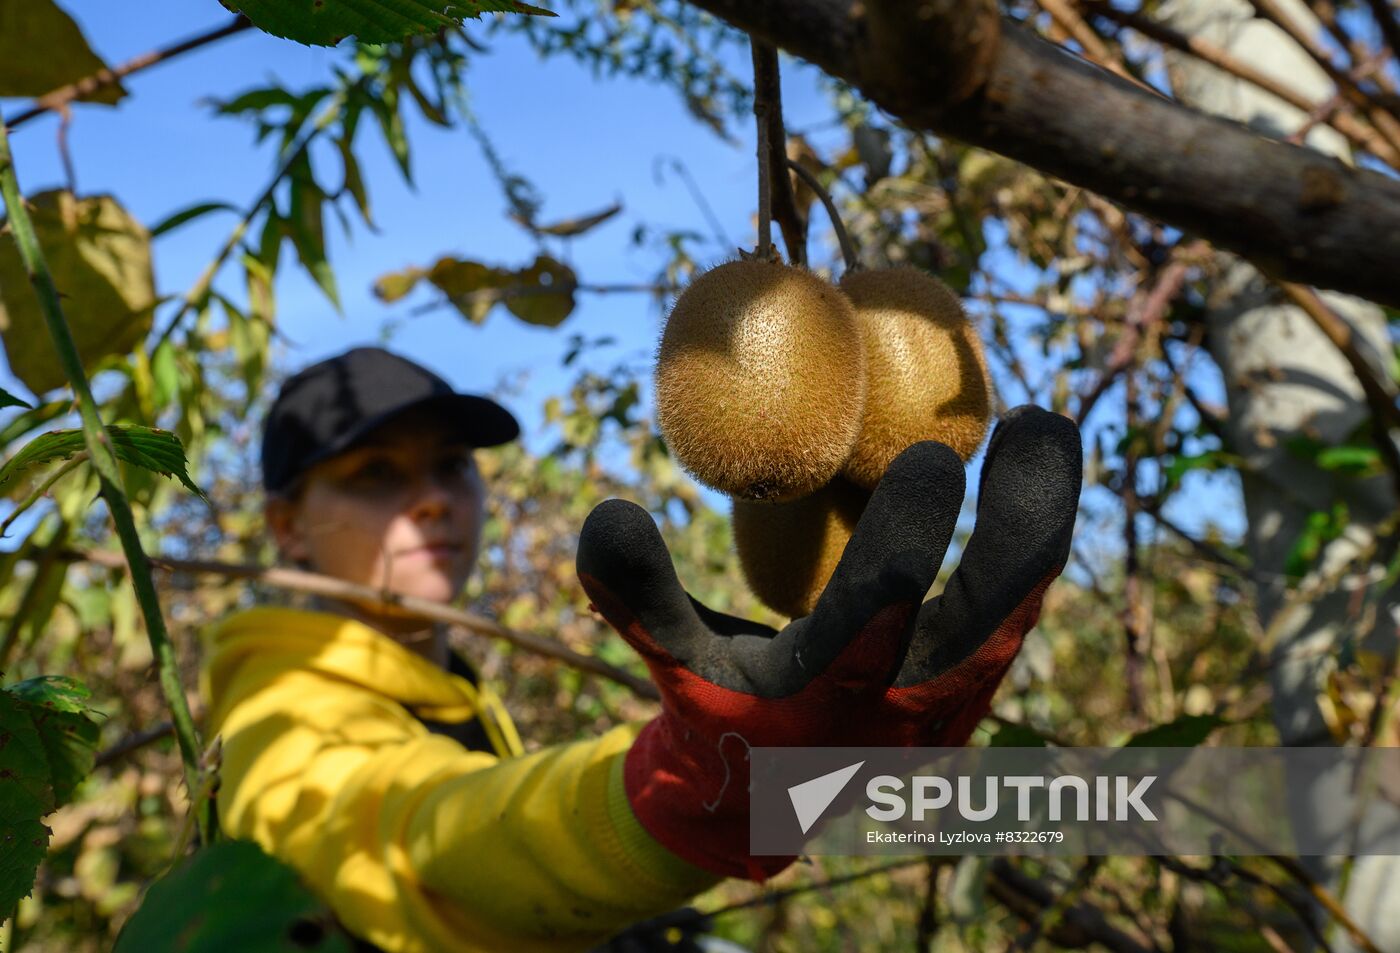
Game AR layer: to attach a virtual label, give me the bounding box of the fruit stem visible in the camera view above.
[787,157,861,273]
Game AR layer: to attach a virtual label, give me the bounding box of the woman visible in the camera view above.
[200,345,1082,952]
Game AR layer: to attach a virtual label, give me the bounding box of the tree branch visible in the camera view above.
[61,547,661,701]
[680,0,1400,307]
[6,17,253,131]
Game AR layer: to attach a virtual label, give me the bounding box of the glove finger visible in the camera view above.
[899,404,1081,687]
[577,498,712,667]
[747,440,965,693]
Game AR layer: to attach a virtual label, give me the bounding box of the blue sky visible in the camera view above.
[0,1,1249,574]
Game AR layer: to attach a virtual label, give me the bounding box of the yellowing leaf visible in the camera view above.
[0,1,125,104]
[427,257,510,324]
[525,202,622,238]
[0,191,156,395]
[505,255,576,327]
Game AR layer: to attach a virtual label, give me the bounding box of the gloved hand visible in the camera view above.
[576,405,1081,880]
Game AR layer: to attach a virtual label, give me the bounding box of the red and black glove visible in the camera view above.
[576,405,1081,880]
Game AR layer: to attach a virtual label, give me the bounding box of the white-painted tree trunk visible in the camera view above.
[1159,2,1399,948]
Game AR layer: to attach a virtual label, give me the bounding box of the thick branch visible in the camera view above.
[683,0,1400,307]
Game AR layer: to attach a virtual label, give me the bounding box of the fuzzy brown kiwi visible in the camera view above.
[839,266,992,489]
[732,476,871,618]
[655,259,866,501]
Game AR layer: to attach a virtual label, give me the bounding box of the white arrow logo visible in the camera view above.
[787,761,865,834]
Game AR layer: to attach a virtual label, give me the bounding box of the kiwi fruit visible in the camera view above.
[839,266,992,489]
[732,476,871,618]
[655,259,866,501]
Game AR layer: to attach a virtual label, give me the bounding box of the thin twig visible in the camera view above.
[1248,0,1400,154]
[61,547,661,700]
[1075,251,1195,427]
[7,17,254,131]
[96,720,176,768]
[1364,0,1400,80]
[786,158,860,272]
[1268,855,1384,953]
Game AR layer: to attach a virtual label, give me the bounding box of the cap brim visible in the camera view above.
[305,392,521,472]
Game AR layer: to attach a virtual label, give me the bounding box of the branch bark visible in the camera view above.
[682,0,1400,307]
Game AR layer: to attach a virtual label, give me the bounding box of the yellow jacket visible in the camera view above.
[199,606,718,953]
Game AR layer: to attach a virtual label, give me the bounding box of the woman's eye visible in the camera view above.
[346,459,401,486]
[434,452,476,483]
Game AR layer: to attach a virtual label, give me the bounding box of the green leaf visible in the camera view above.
[1123,713,1226,748]
[6,677,103,809]
[113,840,353,952]
[335,136,373,226]
[287,154,341,310]
[150,202,238,238]
[1315,444,1383,476]
[151,340,181,410]
[1286,501,1349,579]
[0,425,206,500]
[214,87,303,115]
[370,88,412,183]
[0,386,32,410]
[219,0,555,47]
[0,691,52,919]
[0,1,125,104]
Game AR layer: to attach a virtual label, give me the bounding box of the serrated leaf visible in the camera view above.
[504,255,576,327]
[219,0,554,47]
[0,690,56,917]
[0,425,206,500]
[150,202,238,239]
[113,840,352,952]
[1123,714,1225,748]
[0,386,31,410]
[0,1,125,104]
[7,677,102,808]
[0,191,157,396]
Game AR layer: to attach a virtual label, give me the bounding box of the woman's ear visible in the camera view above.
[265,495,310,564]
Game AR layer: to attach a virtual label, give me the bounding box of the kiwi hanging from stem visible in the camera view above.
[655,258,866,501]
[840,266,993,488]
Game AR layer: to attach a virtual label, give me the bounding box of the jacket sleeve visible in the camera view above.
[212,668,721,953]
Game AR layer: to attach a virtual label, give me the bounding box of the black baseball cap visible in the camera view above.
[260,346,520,493]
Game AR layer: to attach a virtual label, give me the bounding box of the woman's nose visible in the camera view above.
[409,472,455,519]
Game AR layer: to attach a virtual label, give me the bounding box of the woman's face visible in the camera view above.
[267,410,487,609]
